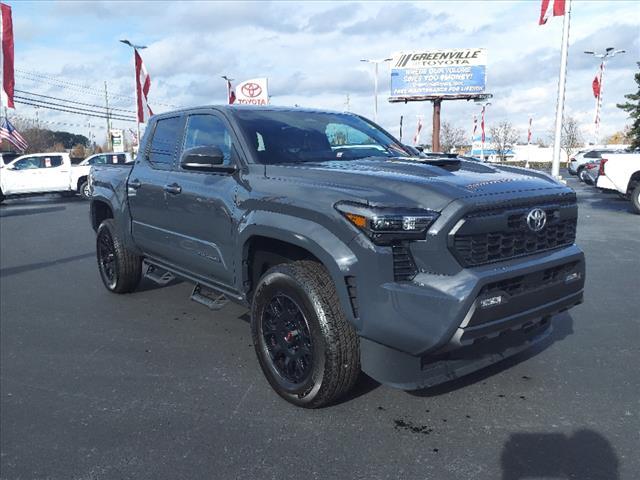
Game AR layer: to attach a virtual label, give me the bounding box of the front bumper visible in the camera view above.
[358,246,585,389]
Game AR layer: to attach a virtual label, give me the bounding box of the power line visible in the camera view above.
[14,99,137,123]
[15,89,136,114]
[16,68,182,108]
[14,95,136,121]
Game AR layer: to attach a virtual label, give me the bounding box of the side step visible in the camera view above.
[190,283,229,311]
[143,262,176,285]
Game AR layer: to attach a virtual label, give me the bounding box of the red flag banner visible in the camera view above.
[135,49,152,123]
[539,0,565,25]
[592,75,600,98]
[0,2,14,108]
[413,117,422,146]
[528,117,533,143]
[481,107,486,143]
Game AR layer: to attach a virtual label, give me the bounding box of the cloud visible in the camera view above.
[341,4,449,35]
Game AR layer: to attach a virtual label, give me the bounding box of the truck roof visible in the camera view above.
[151,104,352,119]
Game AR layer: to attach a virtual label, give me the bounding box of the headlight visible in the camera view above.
[335,202,439,245]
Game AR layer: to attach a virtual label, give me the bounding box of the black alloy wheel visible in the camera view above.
[261,294,314,386]
[97,226,118,290]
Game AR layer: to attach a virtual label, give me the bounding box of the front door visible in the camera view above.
[163,112,239,288]
[3,156,47,194]
[128,115,184,261]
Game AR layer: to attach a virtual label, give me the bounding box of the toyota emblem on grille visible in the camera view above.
[526,208,547,232]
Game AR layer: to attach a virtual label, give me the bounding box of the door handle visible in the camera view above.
[129,179,142,189]
[164,183,182,195]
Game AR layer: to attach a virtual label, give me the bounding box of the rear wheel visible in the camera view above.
[579,169,589,183]
[96,219,142,293]
[631,184,640,214]
[251,261,360,408]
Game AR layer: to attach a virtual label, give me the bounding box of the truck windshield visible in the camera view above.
[234,110,411,164]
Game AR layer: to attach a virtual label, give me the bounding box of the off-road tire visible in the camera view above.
[96,219,142,293]
[631,184,640,214]
[79,180,91,199]
[251,260,360,408]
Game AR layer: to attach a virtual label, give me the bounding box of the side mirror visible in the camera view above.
[180,145,225,170]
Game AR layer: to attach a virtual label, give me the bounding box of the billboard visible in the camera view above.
[390,48,487,99]
[234,78,269,105]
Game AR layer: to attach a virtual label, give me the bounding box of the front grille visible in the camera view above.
[480,261,579,298]
[392,244,418,281]
[452,202,577,267]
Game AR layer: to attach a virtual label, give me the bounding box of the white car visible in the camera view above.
[568,149,618,178]
[78,152,131,167]
[0,152,91,202]
[596,151,640,214]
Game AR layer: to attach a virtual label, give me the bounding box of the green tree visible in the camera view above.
[616,62,640,149]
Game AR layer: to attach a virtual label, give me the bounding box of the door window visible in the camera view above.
[149,116,182,167]
[183,115,234,166]
[12,157,43,170]
[43,156,63,168]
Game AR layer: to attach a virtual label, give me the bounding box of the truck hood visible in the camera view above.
[265,157,568,211]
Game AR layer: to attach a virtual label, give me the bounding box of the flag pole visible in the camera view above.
[134,49,141,153]
[551,0,572,179]
[594,60,605,145]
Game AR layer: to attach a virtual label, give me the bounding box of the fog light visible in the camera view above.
[565,272,581,284]
[479,295,503,309]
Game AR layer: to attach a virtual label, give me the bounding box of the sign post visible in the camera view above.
[389,48,492,151]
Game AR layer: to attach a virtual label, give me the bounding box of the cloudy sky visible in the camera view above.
[11,0,640,145]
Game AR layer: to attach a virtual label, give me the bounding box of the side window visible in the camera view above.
[115,154,126,164]
[13,157,42,170]
[149,116,182,167]
[584,151,599,158]
[183,114,234,166]
[43,156,63,168]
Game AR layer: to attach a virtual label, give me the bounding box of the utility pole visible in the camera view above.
[432,99,442,152]
[584,47,626,144]
[104,81,111,150]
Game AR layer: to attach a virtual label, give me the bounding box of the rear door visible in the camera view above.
[40,155,70,191]
[128,115,185,261]
[162,112,240,287]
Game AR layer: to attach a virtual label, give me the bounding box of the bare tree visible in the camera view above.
[439,121,467,153]
[560,116,583,165]
[489,121,519,162]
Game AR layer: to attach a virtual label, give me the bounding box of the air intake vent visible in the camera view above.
[392,244,418,282]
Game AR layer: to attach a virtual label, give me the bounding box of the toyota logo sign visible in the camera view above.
[241,82,262,98]
[526,208,547,232]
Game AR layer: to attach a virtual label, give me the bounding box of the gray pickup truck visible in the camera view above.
[89,106,585,408]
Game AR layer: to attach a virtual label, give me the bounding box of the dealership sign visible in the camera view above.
[390,48,487,98]
[235,78,269,105]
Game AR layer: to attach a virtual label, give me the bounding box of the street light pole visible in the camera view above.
[584,47,626,144]
[361,58,391,123]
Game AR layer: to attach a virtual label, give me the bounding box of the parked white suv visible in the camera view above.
[596,151,640,213]
[0,152,91,202]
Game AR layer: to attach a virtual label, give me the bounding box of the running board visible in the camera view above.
[143,262,175,286]
[190,283,229,311]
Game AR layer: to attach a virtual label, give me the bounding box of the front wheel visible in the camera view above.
[96,219,142,293]
[79,180,91,199]
[631,184,640,214]
[251,261,360,408]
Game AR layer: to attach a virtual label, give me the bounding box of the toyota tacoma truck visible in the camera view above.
[89,106,585,408]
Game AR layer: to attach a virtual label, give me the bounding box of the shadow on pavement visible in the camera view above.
[501,429,619,480]
[0,252,94,278]
[407,313,574,398]
[0,195,84,207]
[0,206,67,217]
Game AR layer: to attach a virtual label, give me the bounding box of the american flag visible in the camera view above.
[128,128,138,146]
[135,49,153,123]
[0,117,27,151]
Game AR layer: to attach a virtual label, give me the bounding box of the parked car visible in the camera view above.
[568,149,617,176]
[581,160,600,185]
[89,106,585,408]
[596,151,640,213]
[79,152,132,167]
[0,152,92,202]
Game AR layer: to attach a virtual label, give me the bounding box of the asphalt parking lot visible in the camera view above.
[1,174,638,480]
